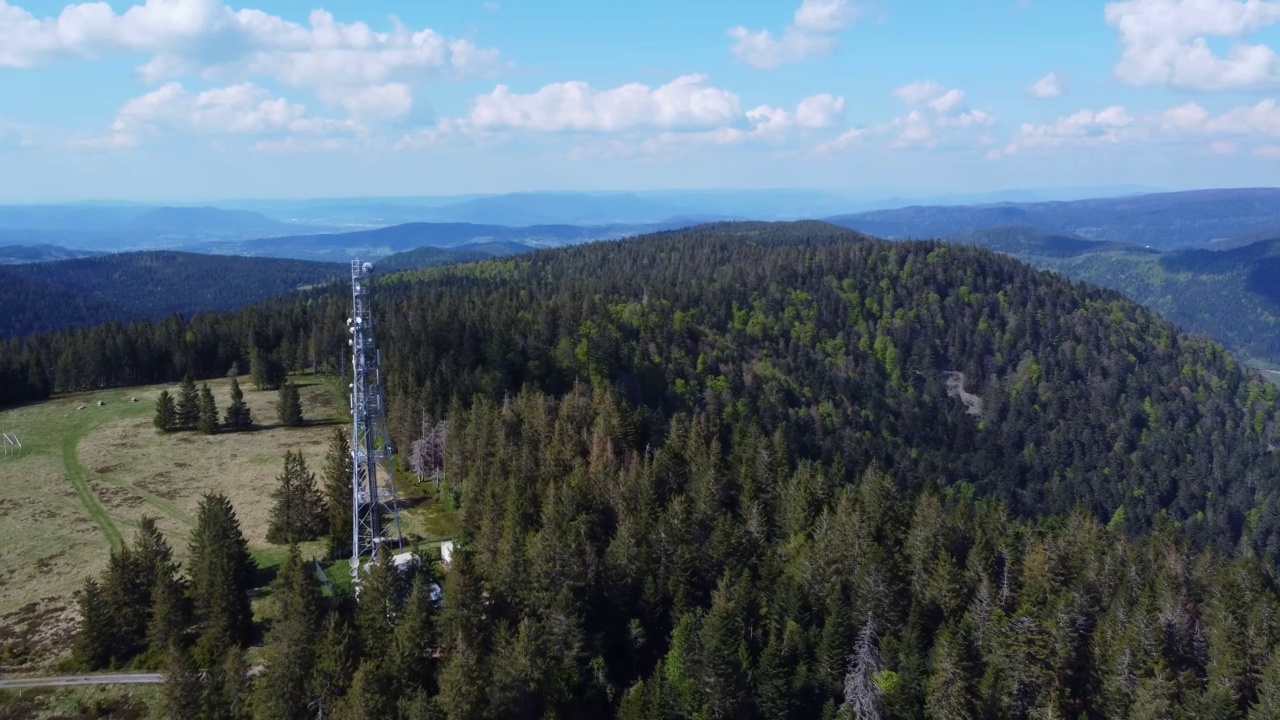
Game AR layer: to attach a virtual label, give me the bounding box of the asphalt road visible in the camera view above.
[0,674,163,689]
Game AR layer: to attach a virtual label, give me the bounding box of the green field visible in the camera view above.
[0,376,456,676]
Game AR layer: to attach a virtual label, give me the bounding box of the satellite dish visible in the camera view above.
[362,262,373,274]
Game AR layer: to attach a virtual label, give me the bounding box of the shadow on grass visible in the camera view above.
[213,418,344,434]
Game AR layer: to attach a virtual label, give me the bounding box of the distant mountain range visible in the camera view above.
[191,221,675,262]
[0,205,327,252]
[828,188,1280,250]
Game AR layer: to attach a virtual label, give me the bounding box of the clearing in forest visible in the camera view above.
[0,376,454,671]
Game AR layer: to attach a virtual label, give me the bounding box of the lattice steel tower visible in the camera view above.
[348,259,403,577]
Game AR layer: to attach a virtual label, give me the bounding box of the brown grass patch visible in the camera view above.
[0,377,345,670]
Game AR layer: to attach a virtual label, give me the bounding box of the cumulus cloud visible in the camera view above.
[1001,106,1138,155]
[467,75,742,133]
[80,80,350,148]
[1104,0,1280,90]
[0,0,498,81]
[998,98,1280,157]
[0,0,495,135]
[1029,72,1064,98]
[884,81,994,149]
[728,0,861,69]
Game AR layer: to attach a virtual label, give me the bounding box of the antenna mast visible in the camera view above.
[348,259,403,578]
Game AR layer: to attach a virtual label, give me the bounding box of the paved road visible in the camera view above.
[0,673,163,689]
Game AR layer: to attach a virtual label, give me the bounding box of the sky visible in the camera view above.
[2,0,1280,201]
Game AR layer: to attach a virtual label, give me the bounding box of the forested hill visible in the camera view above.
[1030,236,1280,369]
[19,220,1280,716]
[0,251,346,337]
[7,221,1279,552]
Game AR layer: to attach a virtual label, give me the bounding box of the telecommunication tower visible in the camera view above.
[348,259,404,577]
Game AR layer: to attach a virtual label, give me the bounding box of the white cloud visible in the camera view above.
[813,128,866,154]
[998,98,1280,157]
[467,75,741,133]
[1256,143,1280,157]
[393,119,459,151]
[519,92,844,160]
[1157,99,1280,136]
[1104,0,1280,90]
[885,81,994,149]
[320,83,414,123]
[0,1,498,80]
[1029,72,1064,98]
[794,93,846,128]
[81,80,348,148]
[1001,106,1141,155]
[728,0,861,69]
[0,0,497,127]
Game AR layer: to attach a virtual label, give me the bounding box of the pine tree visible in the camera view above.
[356,543,404,664]
[277,381,303,427]
[342,660,398,720]
[207,647,253,720]
[146,572,188,663]
[267,451,326,544]
[323,428,353,559]
[189,493,257,667]
[154,389,177,432]
[253,546,324,720]
[177,375,200,429]
[72,578,112,669]
[163,645,204,719]
[393,569,441,695]
[198,383,219,435]
[223,377,252,431]
[249,345,269,392]
[309,608,358,719]
[100,547,150,662]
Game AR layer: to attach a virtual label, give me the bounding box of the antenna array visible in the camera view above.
[348,260,403,577]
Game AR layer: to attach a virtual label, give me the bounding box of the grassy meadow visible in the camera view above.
[0,375,456,678]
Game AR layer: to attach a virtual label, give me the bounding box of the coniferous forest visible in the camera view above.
[24,221,1280,717]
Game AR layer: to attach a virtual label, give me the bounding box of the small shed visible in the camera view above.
[439,540,455,567]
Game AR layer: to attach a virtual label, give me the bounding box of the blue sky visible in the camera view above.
[2,0,1280,200]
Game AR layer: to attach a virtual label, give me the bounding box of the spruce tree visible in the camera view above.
[323,428,354,559]
[393,569,440,695]
[154,390,177,432]
[356,543,404,664]
[267,451,326,544]
[198,383,219,435]
[146,572,188,664]
[72,578,112,669]
[162,645,204,719]
[177,375,199,429]
[189,493,257,667]
[277,381,303,427]
[309,607,358,718]
[223,377,252,431]
[249,345,269,391]
[253,546,323,720]
[100,547,150,662]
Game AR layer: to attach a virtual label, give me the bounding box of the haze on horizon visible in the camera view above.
[2,0,1280,201]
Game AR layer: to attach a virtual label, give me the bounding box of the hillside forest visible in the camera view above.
[12,221,1280,718]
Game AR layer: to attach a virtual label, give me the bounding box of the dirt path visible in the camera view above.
[944,372,984,417]
[59,421,122,552]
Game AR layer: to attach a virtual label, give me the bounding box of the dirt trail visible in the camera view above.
[944,372,984,417]
[59,422,122,551]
